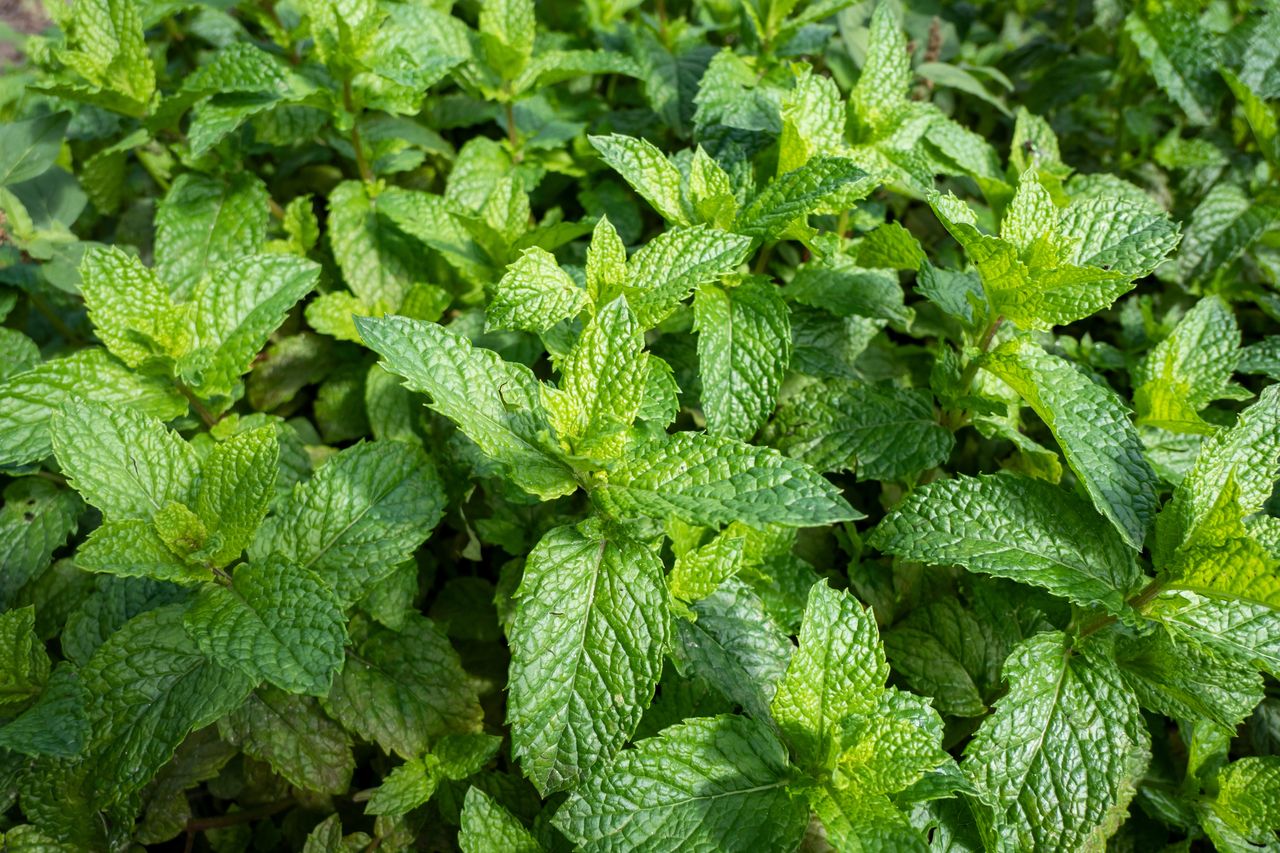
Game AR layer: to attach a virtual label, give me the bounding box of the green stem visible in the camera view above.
[1076,577,1167,642]
[342,78,374,183]
[177,382,218,429]
[957,314,1005,391]
[504,100,522,163]
[753,241,775,275]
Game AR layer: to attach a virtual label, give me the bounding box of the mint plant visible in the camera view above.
[2,0,1280,850]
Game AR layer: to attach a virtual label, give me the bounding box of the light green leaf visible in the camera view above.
[479,0,535,78]
[194,426,278,568]
[54,0,155,115]
[76,518,206,583]
[1135,296,1240,434]
[695,280,790,440]
[0,349,187,468]
[735,157,873,238]
[366,756,442,816]
[984,338,1159,550]
[542,295,647,460]
[1057,197,1181,276]
[554,715,808,853]
[181,253,320,400]
[325,615,483,758]
[80,605,254,805]
[871,474,1141,612]
[0,606,50,711]
[508,520,668,794]
[623,225,753,327]
[459,787,542,853]
[219,688,354,794]
[251,441,446,604]
[357,316,577,499]
[595,431,860,528]
[668,530,744,603]
[837,688,948,795]
[585,215,627,305]
[1155,384,1280,562]
[328,181,421,307]
[79,247,190,367]
[850,0,910,134]
[589,134,689,225]
[184,558,346,695]
[786,260,910,325]
[1213,757,1280,842]
[1176,183,1280,285]
[50,400,199,521]
[154,173,270,300]
[771,582,887,770]
[1146,590,1280,680]
[964,632,1149,852]
[768,380,953,481]
[488,248,587,333]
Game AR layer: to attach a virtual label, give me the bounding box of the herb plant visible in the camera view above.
[1,0,1280,849]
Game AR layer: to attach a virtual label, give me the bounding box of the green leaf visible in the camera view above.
[367,734,502,815]
[735,157,872,239]
[154,173,270,300]
[771,582,887,770]
[357,316,577,499]
[508,520,669,794]
[623,225,753,327]
[1223,68,1280,169]
[694,280,790,440]
[542,295,647,460]
[487,248,587,333]
[1175,183,1280,285]
[1124,7,1218,126]
[1135,296,1241,434]
[327,180,422,308]
[1155,384,1280,562]
[1212,757,1280,842]
[180,254,321,400]
[553,715,808,852]
[589,134,689,225]
[325,615,483,758]
[251,441,446,604]
[0,479,82,608]
[594,432,860,528]
[0,606,50,711]
[0,664,89,758]
[54,0,155,115]
[76,518,207,583]
[668,530,744,603]
[50,400,199,521]
[983,338,1159,550]
[0,112,70,186]
[963,632,1149,851]
[883,598,1002,718]
[80,605,254,805]
[1056,198,1181,277]
[1113,626,1263,732]
[0,348,187,468]
[674,578,793,722]
[850,0,910,134]
[194,425,278,568]
[871,474,1141,612]
[219,688,354,794]
[459,787,542,853]
[479,0,535,78]
[809,783,928,853]
[78,247,190,368]
[1146,591,1280,679]
[767,380,953,481]
[183,558,346,695]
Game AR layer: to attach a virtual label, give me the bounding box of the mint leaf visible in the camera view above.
[589,134,690,225]
[251,441,446,604]
[325,615,483,758]
[184,558,346,695]
[984,338,1159,550]
[964,632,1149,851]
[872,474,1141,611]
[694,279,790,440]
[771,581,887,769]
[623,225,753,327]
[0,349,187,468]
[357,316,578,499]
[595,432,859,528]
[219,688,355,794]
[194,425,278,568]
[488,248,587,333]
[154,174,269,300]
[459,787,542,853]
[508,520,668,793]
[554,715,808,852]
[50,400,199,522]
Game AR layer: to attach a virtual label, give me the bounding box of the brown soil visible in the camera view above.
[0,0,50,68]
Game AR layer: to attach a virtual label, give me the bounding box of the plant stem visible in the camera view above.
[1076,577,1167,641]
[504,100,522,163]
[957,314,1005,391]
[178,382,218,428]
[184,798,293,852]
[753,241,775,275]
[30,292,82,344]
[342,78,374,183]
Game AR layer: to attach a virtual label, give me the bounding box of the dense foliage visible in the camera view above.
[1,0,1280,849]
